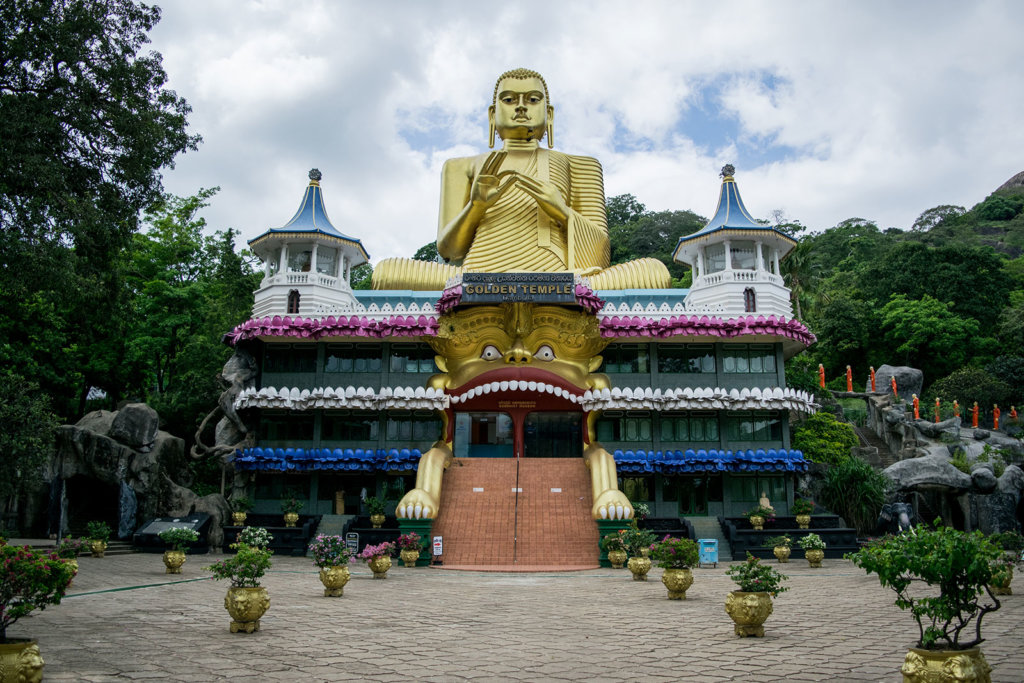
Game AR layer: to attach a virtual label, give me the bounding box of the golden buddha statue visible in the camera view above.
[372,68,670,290]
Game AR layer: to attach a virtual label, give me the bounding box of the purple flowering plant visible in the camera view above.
[308,534,354,568]
[357,542,395,561]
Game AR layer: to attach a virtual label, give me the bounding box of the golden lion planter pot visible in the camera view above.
[283,512,299,527]
[224,586,270,633]
[0,638,44,683]
[627,556,652,581]
[748,515,765,531]
[901,646,991,683]
[805,549,824,568]
[369,513,386,529]
[231,511,247,526]
[162,550,186,574]
[319,566,351,597]
[399,549,420,567]
[661,568,694,599]
[724,591,774,637]
[795,514,811,529]
[89,540,107,558]
[991,564,1012,596]
[368,555,392,579]
[607,549,627,569]
[773,546,791,563]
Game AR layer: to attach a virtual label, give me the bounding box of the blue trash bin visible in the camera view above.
[698,538,718,568]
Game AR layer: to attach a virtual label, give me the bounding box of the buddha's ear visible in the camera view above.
[546,105,554,148]
[488,105,496,149]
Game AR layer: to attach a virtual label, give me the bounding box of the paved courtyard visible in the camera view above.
[10,551,1024,682]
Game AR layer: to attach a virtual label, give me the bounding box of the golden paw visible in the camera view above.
[396,489,440,519]
[592,490,634,520]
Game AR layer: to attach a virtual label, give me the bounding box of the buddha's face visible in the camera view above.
[491,76,549,142]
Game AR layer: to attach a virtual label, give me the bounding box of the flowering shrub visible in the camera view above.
[280,493,304,514]
[396,532,423,552]
[357,542,395,561]
[791,498,815,515]
[56,537,87,559]
[237,526,273,549]
[649,536,699,569]
[159,527,200,552]
[1,545,75,642]
[726,553,789,597]
[206,543,272,588]
[620,526,656,556]
[86,521,112,542]
[763,535,792,549]
[600,531,626,553]
[744,506,775,521]
[632,502,650,521]
[797,533,826,551]
[308,535,354,568]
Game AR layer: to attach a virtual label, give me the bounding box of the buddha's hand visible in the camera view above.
[470,151,516,209]
[396,489,439,520]
[592,489,634,521]
[515,173,570,224]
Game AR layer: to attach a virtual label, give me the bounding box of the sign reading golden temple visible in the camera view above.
[461,273,574,304]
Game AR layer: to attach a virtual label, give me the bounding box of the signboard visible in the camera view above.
[345,532,359,556]
[461,272,575,305]
[432,535,443,556]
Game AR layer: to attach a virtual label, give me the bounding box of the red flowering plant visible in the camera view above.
[396,533,423,552]
[1,545,75,642]
[649,536,699,570]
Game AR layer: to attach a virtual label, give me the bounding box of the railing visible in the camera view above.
[262,272,342,289]
[694,270,783,288]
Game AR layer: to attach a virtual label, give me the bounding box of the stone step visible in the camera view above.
[686,517,732,563]
[430,458,599,567]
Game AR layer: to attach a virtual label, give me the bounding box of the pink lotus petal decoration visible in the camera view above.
[598,314,815,345]
[224,314,440,345]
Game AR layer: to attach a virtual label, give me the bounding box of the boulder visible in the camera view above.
[164,479,231,549]
[872,365,923,403]
[109,403,159,450]
[76,410,116,436]
[969,463,998,493]
[884,454,972,492]
[913,417,961,439]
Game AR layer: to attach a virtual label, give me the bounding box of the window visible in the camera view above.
[600,344,649,373]
[731,241,756,270]
[389,344,438,373]
[287,289,300,314]
[743,288,756,313]
[725,412,782,442]
[705,244,725,273]
[321,412,379,441]
[595,414,653,442]
[316,247,337,276]
[658,345,715,374]
[263,345,317,374]
[259,413,314,441]
[287,248,312,272]
[722,344,776,374]
[658,414,719,443]
[324,344,383,373]
[618,477,652,502]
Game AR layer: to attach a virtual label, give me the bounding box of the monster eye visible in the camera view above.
[480,345,502,361]
[535,345,555,361]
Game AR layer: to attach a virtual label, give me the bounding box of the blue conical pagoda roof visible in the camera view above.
[248,169,370,264]
[672,165,795,263]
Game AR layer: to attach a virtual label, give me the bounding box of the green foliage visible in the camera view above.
[925,367,1012,415]
[308,534,354,568]
[848,525,1002,649]
[763,535,792,549]
[158,527,200,552]
[0,545,75,642]
[620,525,656,556]
[817,458,888,535]
[986,356,1024,406]
[280,492,304,514]
[744,506,776,521]
[791,499,815,515]
[0,372,60,502]
[350,263,373,290]
[988,530,1024,554]
[395,532,423,551]
[879,294,981,376]
[207,542,272,588]
[797,533,826,551]
[55,538,86,559]
[412,242,439,262]
[975,193,1024,221]
[231,497,253,513]
[649,535,699,569]
[364,496,386,516]
[236,527,272,549]
[600,532,626,553]
[912,205,966,232]
[86,521,112,543]
[792,412,858,466]
[606,200,705,283]
[950,449,971,474]
[726,554,789,596]
[606,194,648,226]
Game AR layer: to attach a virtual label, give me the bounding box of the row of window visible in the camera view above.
[597,412,781,443]
[620,474,784,506]
[600,344,777,375]
[260,412,442,443]
[264,344,437,375]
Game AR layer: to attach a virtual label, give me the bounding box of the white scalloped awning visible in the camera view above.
[234,385,449,411]
[580,386,816,414]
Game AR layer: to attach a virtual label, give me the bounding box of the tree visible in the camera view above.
[924,368,1012,415]
[0,0,198,420]
[911,205,965,232]
[879,294,982,377]
[975,194,1024,221]
[351,263,374,290]
[807,294,877,375]
[780,240,820,320]
[608,209,705,283]
[0,372,60,509]
[412,242,439,262]
[606,194,648,227]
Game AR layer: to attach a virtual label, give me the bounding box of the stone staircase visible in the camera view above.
[686,516,732,564]
[852,423,898,468]
[429,458,599,569]
[102,540,136,556]
[308,514,351,557]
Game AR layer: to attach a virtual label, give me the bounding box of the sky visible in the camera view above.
[148,0,1024,264]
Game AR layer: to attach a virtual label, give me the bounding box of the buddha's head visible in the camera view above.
[489,68,554,148]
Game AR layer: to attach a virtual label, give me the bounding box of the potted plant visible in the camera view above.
[365,496,387,528]
[357,541,396,579]
[158,527,200,574]
[987,530,1023,596]
[848,524,1002,681]
[0,544,75,679]
[724,553,789,637]
[85,521,112,558]
[763,535,792,563]
[601,531,628,569]
[744,505,775,531]
[206,542,273,633]
[396,532,424,567]
[791,499,815,529]
[649,535,699,599]
[237,526,273,550]
[632,502,650,521]
[621,525,656,581]
[797,533,826,567]
[55,537,86,587]
[308,534,354,597]
[280,493,304,527]
[230,497,253,526]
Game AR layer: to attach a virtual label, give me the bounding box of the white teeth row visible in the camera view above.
[451,381,581,404]
[234,385,449,410]
[580,386,817,414]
